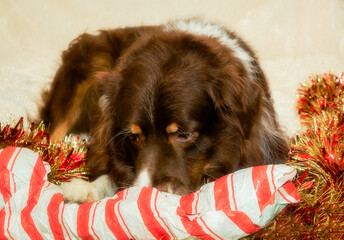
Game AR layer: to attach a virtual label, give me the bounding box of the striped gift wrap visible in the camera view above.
[0,147,300,240]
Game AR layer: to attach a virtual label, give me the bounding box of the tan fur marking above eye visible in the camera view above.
[130,124,142,134]
[166,123,178,134]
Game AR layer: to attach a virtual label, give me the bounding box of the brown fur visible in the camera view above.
[40,23,289,195]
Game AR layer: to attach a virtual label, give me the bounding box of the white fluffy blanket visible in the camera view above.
[1,0,343,136]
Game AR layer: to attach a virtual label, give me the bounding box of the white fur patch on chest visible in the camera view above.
[165,19,256,78]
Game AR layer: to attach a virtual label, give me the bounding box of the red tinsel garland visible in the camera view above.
[245,73,344,239]
[0,118,89,184]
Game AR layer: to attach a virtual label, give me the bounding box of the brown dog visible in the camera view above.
[40,19,288,202]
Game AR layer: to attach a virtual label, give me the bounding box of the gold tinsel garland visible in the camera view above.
[0,118,89,185]
[1,73,344,238]
[245,73,344,239]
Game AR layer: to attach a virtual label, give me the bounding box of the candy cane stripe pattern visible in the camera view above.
[0,147,300,239]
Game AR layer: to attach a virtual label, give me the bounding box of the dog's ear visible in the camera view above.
[90,71,119,145]
[208,74,263,139]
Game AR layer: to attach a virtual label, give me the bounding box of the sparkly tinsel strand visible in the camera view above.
[0,117,89,185]
[245,73,344,239]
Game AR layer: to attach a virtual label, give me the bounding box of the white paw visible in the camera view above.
[61,178,99,203]
[60,175,115,203]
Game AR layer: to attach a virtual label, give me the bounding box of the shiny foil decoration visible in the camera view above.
[244,73,344,239]
[0,118,89,185]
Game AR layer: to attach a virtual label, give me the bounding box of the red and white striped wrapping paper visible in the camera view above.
[0,147,300,240]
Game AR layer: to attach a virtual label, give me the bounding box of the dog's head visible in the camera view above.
[91,31,275,195]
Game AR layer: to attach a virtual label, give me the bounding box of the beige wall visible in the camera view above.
[1,0,343,134]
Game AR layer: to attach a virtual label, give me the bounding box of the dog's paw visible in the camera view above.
[60,175,116,203]
[60,178,100,203]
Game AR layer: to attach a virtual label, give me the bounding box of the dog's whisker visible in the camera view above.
[119,165,135,169]
[203,173,218,180]
[114,136,126,148]
[115,182,132,187]
[114,186,131,191]
[193,140,202,151]
[106,128,131,147]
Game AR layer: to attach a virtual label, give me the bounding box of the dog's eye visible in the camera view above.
[176,132,193,142]
[129,134,140,143]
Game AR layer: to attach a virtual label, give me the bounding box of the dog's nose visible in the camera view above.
[154,183,173,193]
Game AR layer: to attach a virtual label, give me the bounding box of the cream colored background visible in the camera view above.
[1,0,343,136]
